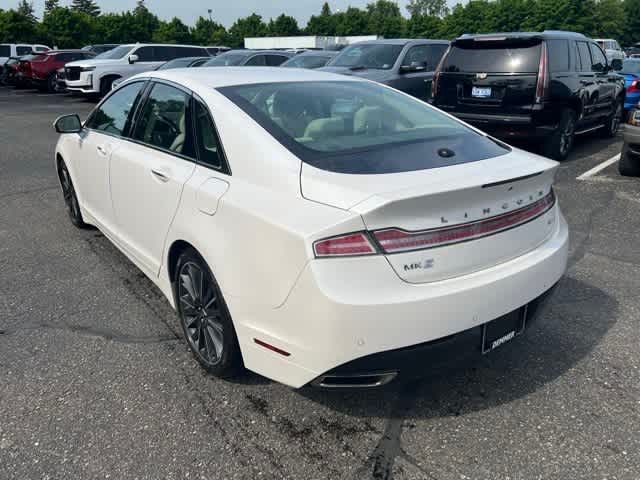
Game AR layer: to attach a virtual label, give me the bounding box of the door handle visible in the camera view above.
[151,169,170,182]
[96,145,108,155]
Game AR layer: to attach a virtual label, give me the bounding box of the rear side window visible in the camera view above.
[576,42,592,72]
[219,81,509,174]
[443,42,541,73]
[245,55,266,66]
[0,45,10,56]
[547,40,569,72]
[266,55,288,66]
[193,100,226,171]
[133,83,194,158]
[86,82,144,136]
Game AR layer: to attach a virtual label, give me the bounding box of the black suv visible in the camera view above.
[432,31,625,160]
[321,39,450,101]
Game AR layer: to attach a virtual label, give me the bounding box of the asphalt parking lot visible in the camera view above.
[1,86,639,480]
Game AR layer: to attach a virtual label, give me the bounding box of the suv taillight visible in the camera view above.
[431,46,450,99]
[535,42,549,104]
[313,190,556,258]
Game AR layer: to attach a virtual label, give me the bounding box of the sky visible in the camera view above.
[0,0,464,27]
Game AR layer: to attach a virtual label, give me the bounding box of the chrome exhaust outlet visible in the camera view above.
[311,371,398,389]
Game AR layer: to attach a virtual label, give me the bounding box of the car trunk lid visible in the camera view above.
[302,149,558,283]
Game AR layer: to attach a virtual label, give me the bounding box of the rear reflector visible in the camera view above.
[254,338,291,357]
[373,190,555,254]
[313,232,376,258]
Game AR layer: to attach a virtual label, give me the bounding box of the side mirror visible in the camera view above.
[400,62,427,73]
[54,114,82,134]
[611,58,623,71]
[128,54,139,64]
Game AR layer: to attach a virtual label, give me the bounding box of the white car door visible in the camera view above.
[75,81,146,232]
[109,81,196,275]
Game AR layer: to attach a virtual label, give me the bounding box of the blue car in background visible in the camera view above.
[621,59,640,111]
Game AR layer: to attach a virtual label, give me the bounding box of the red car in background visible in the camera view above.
[21,50,96,92]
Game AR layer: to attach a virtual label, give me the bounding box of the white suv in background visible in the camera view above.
[0,43,50,65]
[63,43,210,97]
[594,38,625,63]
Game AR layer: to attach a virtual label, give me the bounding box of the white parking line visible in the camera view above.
[576,154,621,180]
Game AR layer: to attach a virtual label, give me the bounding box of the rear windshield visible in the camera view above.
[622,60,640,75]
[444,41,542,73]
[329,44,403,70]
[204,53,248,66]
[219,81,509,174]
[0,45,10,57]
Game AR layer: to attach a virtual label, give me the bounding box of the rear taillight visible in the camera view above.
[313,190,556,258]
[535,42,549,104]
[313,232,377,258]
[431,46,450,99]
[373,190,555,254]
[628,79,640,93]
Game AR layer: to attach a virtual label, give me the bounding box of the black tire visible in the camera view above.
[619,143,640,176]
[543,109,576,161]
[47,73,59,93]
[175,248,242,378]
[601,99,623,138]
[99,76,117,98]
[57,161,90,229]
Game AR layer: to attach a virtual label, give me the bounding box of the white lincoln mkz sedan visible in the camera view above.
[53,68,568,388]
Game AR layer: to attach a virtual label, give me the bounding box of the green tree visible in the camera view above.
[44,0,59,15]
[39,7,95,47]
[153,17,192,44]
[17,0,36,22]
[592,0,625,38]
[268,14,300,36]
[366,0,406,38]
[71,0,100,17]
[306,2,337,35]
[227,13,268,47]
[334,7,369,36]
[406,0,449,17]
[0,7,38,42]
[623,0,640,44]
[406,14,444,38]
[192,16,227,45]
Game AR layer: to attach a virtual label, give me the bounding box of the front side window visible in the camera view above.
[589,43,607,71]
[135,46,154,62]
[402,45,429,67]
[219,81,509,174]
[193,100,225,170]
[16,46,32,55]
[86,81,144,136]
[329,44,403,70]
[132,83,193,157]
[266,55,289,67]
[576,41,592,72]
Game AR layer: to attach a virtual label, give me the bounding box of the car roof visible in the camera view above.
[46,49,89,54]
[121,43,208,48]
[297,50,338,56]
[457,31,589,41]
[142,67,362,90]
[349,38,449,46]
[223,49,294,55]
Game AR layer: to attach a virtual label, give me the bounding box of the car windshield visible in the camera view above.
[157,58,192,70]
[329,44,403,70]
[621,60,640,75]
[282,55,333,69]
[94,45,133,60]
[203,53,248,66]
[219,81,509,174]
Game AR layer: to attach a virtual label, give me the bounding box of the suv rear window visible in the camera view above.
[0,45,10,57]
[219,81,509,174]
[444,41,542,73]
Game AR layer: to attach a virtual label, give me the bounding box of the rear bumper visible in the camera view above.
[234,210,569,388]
[454,111,556,138]
[623,123,640,152]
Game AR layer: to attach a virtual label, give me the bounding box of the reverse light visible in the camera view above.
[373,190,556,254]
[535,42,549,104]
[313,232,377,258]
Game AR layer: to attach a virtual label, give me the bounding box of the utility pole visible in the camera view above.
[208,9,213,21]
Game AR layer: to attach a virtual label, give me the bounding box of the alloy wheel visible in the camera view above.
[59,164,81,222]
[611,103,622,135]
[559,115,575,157]
[178,261,225,365]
